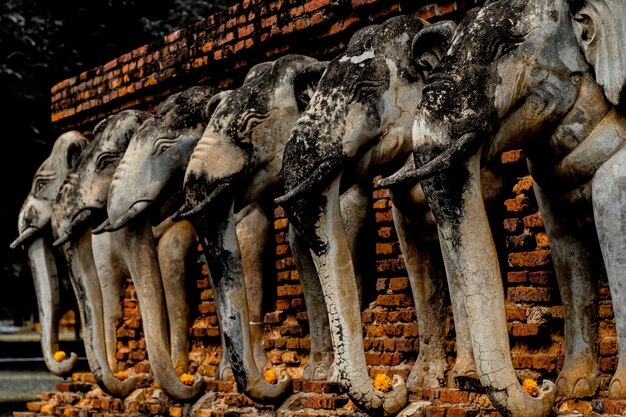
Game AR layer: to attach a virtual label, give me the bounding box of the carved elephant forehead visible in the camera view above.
[209,76,281,142]
[27,132,86,203]
[141,86,213,140]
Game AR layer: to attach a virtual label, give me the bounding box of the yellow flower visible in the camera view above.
[263,369,278,384]
[180,373,194,385]
[115,371,128,381]
[373,374,393,393]
[522,379,538,397]
[54,351,66,362]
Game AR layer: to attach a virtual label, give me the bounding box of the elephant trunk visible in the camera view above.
[115,219,205,401]
[26,237,78,377]
[195,200,292,404]
[422,152,555,417]
[297,176,408,417]
[64,233,139,397]
[377,132,482,188]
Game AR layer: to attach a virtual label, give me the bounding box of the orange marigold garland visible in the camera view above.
[263,369,278,384]
[373,374,392,392]
[522,379,538,397]
[54,351,66,362]
[115,371,128,381]
[180,373,195,385]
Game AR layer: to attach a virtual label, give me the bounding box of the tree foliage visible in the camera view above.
[0,0,236,324]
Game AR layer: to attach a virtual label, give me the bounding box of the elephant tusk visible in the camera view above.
[53,209,94,247]
[105,200,152,232]
[52,233,71,248]
[10,227,39,249]
[375,162,419,188]
[275,158,343,205]
[91,218,110,235]
[173,182,230,221]
[377,131,481,188]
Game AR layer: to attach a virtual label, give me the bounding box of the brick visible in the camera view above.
[532,232,549,249]
[378,226,394,239]
[508,287,552,303]
[599,356,618,373]
[375,210,393,223]
[424,405,446,417]
[504,196,530,213]
[600,338,617,355]
[509,321,541,336]
[303,394,348,409]
[508,250,551,267]
[523,212,544,228]
[501,149,524,164]
[528,271,553,285]
[264,311,285,323]
[512,353,556,371]
[282,351,300,365]
[304,0,330,12]
[506,305,527,321]
[376,294,414,307]
[389,277,409,291]
[503,218,523,234]
[599,302,613,318]
[512,175,534,194]
[277,284,302,297]
[507,271,528,284]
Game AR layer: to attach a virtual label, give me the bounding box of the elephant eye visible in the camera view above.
[490,33,525,60]
[152,137,178,156]
[31,171,55,196]
[240,110,274,137]
[32,178,50,195]
[95,151,124,172]
[348,80,387,104]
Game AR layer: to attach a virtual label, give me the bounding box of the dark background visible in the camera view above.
[0,0,238,326]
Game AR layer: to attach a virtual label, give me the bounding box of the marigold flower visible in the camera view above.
[115,371,128,381]
[180,373,195,385]
[373,374,392,393]
[522,379,538,397]
[54,351,66,362]
[263,369,278,384]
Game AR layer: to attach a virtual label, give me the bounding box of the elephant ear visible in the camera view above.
[243,61,274,85]
[66,137,86,170]
[92,115,110,141]
[568,0,626,105]
[204,90,232,121]
[293,61,328,112]
[411,20,457,74]
[348,24,380,46]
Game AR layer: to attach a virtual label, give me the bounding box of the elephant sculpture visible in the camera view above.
[568,0,625,106]
[379,0,626,414]
[96,86,217,401]
[102,83,297,390]
[276,15,472,417]
[10,131,87,377]
[51,110,150,397]
[174,55,333,404]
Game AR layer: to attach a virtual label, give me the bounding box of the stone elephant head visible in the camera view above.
[51,110,149,397]
[277,15,457,417]
[10,131,87,377]
[174,55,327,404]
[103,86,215,402]
[568,0,625,105]
[53,110,150,246]
[378,0,626,414]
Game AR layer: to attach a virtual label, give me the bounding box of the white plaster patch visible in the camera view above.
[339,49,375,64]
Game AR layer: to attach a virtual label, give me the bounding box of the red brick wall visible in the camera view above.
[50,0,477,131]
[28,0,620,416]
